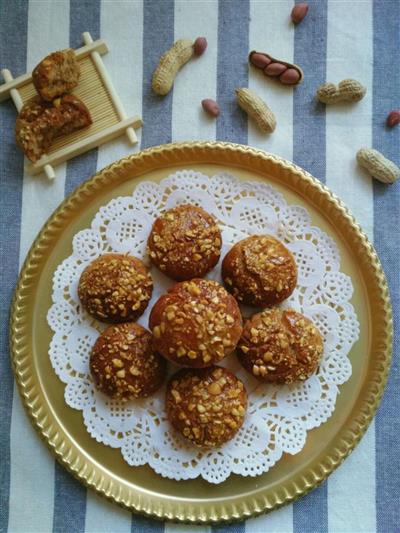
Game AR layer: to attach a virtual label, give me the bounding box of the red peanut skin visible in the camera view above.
[291,3,309,24]
[249,50,303,86]
[194,37,207,56]
[265,63,287,76]
[202,99,220,118]
[250,52,271,69]
[386,110,400,128]
[279,68,301,85]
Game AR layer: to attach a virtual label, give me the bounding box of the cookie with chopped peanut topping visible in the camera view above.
[222,235,297,307]
[90,322,166,400]
[78,253,153,323]
[237,308,323,383]
[166,366,247,447]
[147,204,222,281]
[15,94,91,162]
[149,278,242,367]
[32,49,80,101]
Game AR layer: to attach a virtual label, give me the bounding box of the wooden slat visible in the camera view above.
[82,31,137,144]
[16,55,121,155]
[27,116,143,175]
[0,39,108,101]
[1,32,142,178]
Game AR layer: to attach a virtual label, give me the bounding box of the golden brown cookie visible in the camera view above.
[90,322,166,400]
[166,366,247,447]
[147,204,222,281]
[222,235,297,306]
[237,308,323,383]
[15,94,91,162]
[32,49,80,101]
[149,278,242,367]
[78,253,153,323]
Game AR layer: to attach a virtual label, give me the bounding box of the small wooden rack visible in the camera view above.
[0,32,142,180]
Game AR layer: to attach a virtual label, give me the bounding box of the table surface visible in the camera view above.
[1,1,398,532]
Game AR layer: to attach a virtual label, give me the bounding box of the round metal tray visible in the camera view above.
[10,142,392,523]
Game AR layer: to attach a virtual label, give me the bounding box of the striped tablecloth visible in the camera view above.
[1,1,398,532]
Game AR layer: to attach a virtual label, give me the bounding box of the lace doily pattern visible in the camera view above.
[47,170,359,484]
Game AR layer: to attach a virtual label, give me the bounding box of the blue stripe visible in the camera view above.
[373,2,400,532]
[69,0,101,49]
[213,524,247,533]
[63,0,100,197]
[293,1,328,531]
[53,2,101,532]
[53,462,87,533]
[293,0,327,185]
[131,513,164,533]
[213,2,249,531]
[216,0,249,145]
[0,1,28,532]
[140,0,174,150]
[293,481,328,533]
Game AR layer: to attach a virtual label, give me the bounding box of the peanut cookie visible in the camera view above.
[15,94,91,162]
[237,308,323,383]
[32,49,80,101]
[90,322,166,400]
[149,278,242,368]
[166,366,247,447]
[222,235,297,306]
[78,253,153,323]
[147,204,222,281]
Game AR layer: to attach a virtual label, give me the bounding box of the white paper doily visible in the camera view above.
[47,170,359,484]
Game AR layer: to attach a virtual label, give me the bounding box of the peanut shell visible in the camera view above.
[317,79,366,104]
[236,88,276,133]
[152,39,194,96]
[249,50,303,86]
[357,148,400,184]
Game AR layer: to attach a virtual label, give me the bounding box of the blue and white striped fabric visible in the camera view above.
[0,1,398,531]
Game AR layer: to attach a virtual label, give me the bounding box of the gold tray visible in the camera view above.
[10,142,392,524]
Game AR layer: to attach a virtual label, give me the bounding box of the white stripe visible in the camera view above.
[248,0,294,161]
[172,0,218,142]
[84,493,131,533]
[95,0,143,173]
[247,2,295,529]
[325,0,374,241]
[329,423,376,533]
[85,2,144,530]
[8,2,69,532]
[326,1,376,532]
